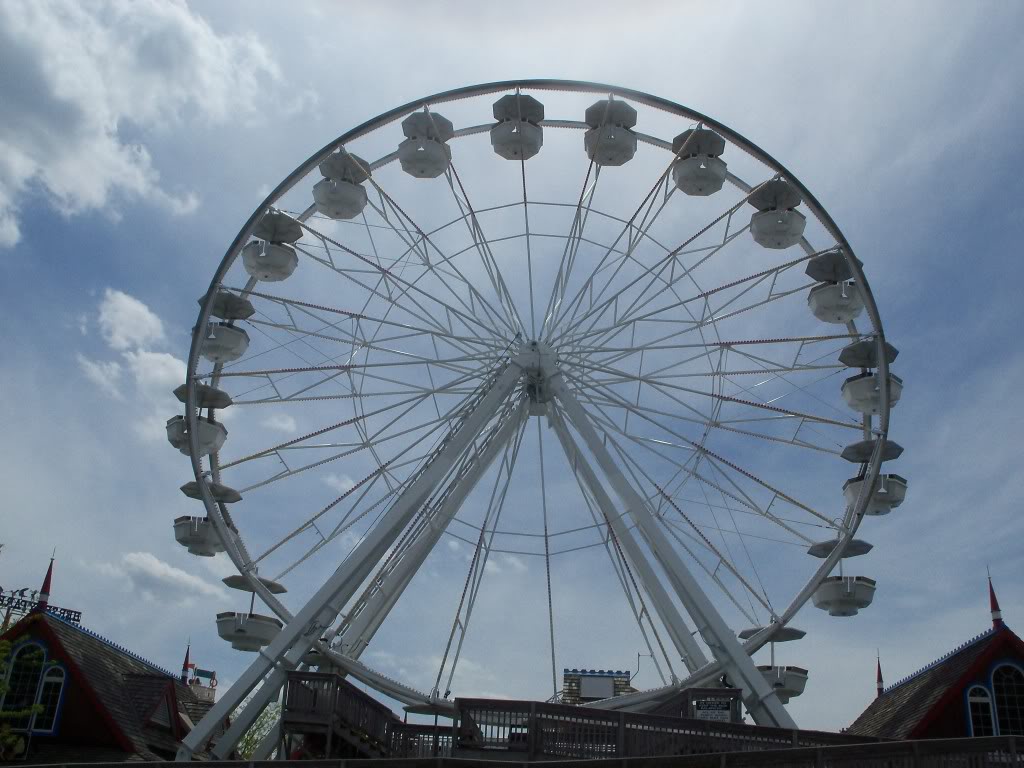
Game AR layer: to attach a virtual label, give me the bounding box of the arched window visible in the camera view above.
[32,667,65,733]
[967,685,995,736]
[993,664,1024,736]
[1,644,46,731]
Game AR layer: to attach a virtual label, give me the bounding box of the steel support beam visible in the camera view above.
[177,363,521,760]
[338,401,527,659]
[548,369,796,729]
[548,407,708,675]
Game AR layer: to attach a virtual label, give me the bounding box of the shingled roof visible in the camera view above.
[3,612,220,761]
[848,623,1024,739]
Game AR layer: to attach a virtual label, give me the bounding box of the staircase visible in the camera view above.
[281,671,398,759]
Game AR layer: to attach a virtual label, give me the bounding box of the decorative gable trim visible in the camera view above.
[3,616,136,753]
[910,626,1024,738]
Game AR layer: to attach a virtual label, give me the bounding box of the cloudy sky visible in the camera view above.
[1,0,1023,734]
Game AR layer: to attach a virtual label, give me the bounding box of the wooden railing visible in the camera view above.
[454,698,876,760]
[284,671,399,751]
[284,672,453,758]
[29,733,1021,767]
[389,721,454,758]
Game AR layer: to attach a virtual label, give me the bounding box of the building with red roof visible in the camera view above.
[848,578,1024,739]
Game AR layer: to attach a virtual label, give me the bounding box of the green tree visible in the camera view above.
[233,690,282,759]
[0,618,47,760]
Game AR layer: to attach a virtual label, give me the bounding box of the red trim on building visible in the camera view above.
[909,625,1024,738]
[3,616,136,753]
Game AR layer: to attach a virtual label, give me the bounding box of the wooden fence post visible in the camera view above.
[528,700,538,760]
[618,711,626,758]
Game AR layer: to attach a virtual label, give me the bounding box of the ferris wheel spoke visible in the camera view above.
[219,392,431,472]
[565,370,833,533]
[577,482,674,685]
[230,285,505,354]
[565,354,855,431]
[560,251,817,352]
[251,360,522,583]
[549,125,723,338]
[335,403,528,661]
[539,161,600,338]
[572,334,859,362]
[602,433,777,621]
[552,173,677,338]
[721,343,858,421]
[547,405,709,673]
[434,405,529,697]
[363,179,519,338]
[296,219,507,346]
[445,163,527,335]
[557,176,770,343]
[519,151,538,339]
[266,468,399,577]
[211,284,494,407]
[230,393,480,498]
[569,388,777,531]
[296,241,491,345]
[549,379,794,727]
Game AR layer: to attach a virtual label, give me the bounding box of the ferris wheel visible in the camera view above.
[169,80,906,760]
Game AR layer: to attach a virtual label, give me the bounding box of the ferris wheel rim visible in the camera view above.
[182,79,894,713]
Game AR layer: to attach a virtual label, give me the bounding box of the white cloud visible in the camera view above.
[98,288,165,351]
[76,354,123,399]
[324,473,355,493]
[80,289,187,441]
[100,551,227,605]
[502,555,528,574]
[0,0,290,247]
[262,413,297,433]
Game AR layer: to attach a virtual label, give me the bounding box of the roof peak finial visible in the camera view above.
[35,553,55,612]
[876,651,884,698]
[181,638,193,684]
[989,572,1004,629]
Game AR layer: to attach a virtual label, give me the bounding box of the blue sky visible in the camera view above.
[1,0,1023,733]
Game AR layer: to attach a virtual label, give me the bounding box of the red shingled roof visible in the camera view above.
[2,612,221,761]
[848,623,1024,739]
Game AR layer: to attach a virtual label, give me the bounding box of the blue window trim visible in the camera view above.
[963,683,996,737]
[31,663,67,735]
[990,660,1024,736]
[1,640,48,714]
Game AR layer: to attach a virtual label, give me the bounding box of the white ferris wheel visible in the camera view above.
[169,80,906,759]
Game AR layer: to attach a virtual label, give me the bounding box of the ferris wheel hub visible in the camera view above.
[515,340,557,415]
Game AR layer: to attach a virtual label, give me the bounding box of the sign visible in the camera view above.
[0,593,82,624]
[693,697,733,722]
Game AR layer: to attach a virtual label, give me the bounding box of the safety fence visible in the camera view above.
[455,698,876,760]
[28,734,1022,767]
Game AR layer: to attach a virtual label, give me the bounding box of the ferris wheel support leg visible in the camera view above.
[252,721,281,760]
[548,372,796,729]
[547,408,708,676]
[338,402,528,660]
[177,364,521,761]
